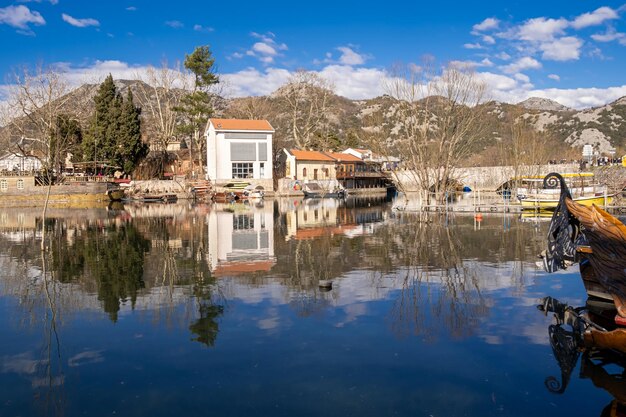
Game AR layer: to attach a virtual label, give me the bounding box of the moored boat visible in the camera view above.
[515,173,613,210]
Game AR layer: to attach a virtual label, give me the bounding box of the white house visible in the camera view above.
[205,118,274,188]
[0,152,42,172]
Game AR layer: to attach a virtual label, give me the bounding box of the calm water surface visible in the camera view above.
[0,197,613,416]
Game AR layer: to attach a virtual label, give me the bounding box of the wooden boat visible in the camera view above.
[542,173,626,311]
[135,194,178,203]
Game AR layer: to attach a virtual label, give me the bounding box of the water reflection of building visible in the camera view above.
[207,203,275,276]
[283,197,388,240]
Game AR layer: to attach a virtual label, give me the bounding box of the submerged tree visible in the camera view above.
[385,61,488,203]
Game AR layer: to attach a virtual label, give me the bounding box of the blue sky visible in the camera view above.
[1,0,626,108]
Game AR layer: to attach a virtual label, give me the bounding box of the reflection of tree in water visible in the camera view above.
[50,220,150,322]
[385,213,489,340]
[189,281,224,347]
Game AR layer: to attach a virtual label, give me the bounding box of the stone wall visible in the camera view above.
[393,163,578,191]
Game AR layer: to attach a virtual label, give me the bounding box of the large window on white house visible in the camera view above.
[17,179,24,190]
[231,143,256,161]
[232,163,253,179]
[0,180,7,192]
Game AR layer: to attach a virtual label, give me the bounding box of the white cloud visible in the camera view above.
[165,20,183,29]
[548,74,560,81]
[318,65,387,99]
[482,35,495,45]
[126,6,137,11]
[222,67,292,96]
[463,42,483,49]
[496,52,511,61]
[193,24,214,33]
[501,56,542,73]
[517,17,568,42]
[476,72,519,91]
[473,17,500,32]
[61,13,99,28]
[571,6,618,29]
[241,32,288,64]
[591,27,626,42]
[449,58,494,70]
[252,42,277,56]
[336,46,366,65]
[0,5,45,30]
[541,36,583,61]
[514,73,530,83]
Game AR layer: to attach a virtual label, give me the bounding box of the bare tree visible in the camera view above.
[135,61,188,152]
[5,64,80,250]
[500,118,552,183]
[385,61,488,203]
[134,61,189,176]
[278,70,335,149]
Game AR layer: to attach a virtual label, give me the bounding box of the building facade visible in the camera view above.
[205,119,274,188]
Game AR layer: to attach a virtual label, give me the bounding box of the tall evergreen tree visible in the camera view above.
[176,45,219,177]
[116,89,147,173]
[83,74,118,167]
[83,75,147,175]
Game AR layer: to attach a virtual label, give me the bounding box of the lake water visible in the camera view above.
[0,197,617,416]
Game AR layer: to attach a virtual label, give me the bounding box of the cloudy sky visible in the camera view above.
[1,0,625,108]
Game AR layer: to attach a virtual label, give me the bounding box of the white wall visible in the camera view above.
[206,127,273,183]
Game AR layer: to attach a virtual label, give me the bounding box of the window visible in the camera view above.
[232,163,253,179]
[260,163,265,177]
[17,179,24,190]
[0,180,7,192]
[314,169,318,180]
[233,214,254,230]
[302,167,307,178]
[231,143,256,161]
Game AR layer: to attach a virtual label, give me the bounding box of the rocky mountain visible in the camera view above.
[3,78,625,165]
[517,97,573,112]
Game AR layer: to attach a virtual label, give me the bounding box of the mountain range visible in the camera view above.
[3,79,625,165]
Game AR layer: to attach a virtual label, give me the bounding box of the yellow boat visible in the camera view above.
[520,193,614,210]
[515,172,613,210]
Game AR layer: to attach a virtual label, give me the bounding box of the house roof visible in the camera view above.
[288,149,335,162]
[325,152,363,163]
[209,118,274,132]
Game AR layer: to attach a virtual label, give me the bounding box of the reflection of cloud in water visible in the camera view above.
[335,303,368,328]
[481,335,503,345]
[1,352,42,375]
[68,350,104,367]
[257,317,280,330]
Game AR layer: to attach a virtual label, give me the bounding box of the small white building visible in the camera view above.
[205,118,274,188]
[0,152,42,172]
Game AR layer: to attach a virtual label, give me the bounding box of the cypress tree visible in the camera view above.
[117,89,147,174]
[84,74,118,168]
[83,75,147,175]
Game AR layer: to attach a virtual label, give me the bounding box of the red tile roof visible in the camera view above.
[325,152,363,162]
[289,149,335,162]
[210,118,274,131]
